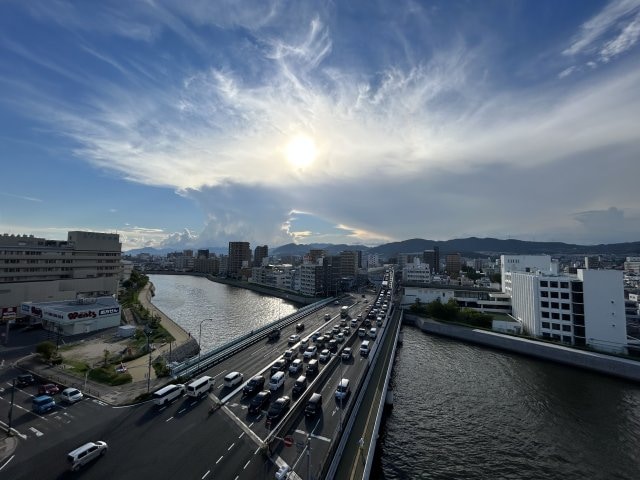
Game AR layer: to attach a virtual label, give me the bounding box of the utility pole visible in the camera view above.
[7,378,16,435]
[144,328,152,393]
[306,435,311,480]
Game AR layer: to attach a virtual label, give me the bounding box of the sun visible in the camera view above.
[286,135,317,168]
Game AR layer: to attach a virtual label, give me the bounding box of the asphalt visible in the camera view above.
[0,282,195,467]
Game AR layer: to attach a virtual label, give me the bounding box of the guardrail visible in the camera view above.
[171,297,336,379]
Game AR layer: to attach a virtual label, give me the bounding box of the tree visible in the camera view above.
[103,349,110,367]
[36,341,57,361]
[490,273,501,284]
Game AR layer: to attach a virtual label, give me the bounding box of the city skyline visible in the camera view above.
[1,1,639,251]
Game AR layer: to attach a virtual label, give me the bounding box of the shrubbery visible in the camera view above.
[410,298,493,328]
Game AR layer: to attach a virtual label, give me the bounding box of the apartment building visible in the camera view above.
[228,242,251,278]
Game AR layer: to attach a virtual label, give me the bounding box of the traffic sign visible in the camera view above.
[283,436,294,447]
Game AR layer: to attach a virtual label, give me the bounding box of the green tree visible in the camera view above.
[103,349,110,367]
[36,341,57,361]
[490,273,501,284]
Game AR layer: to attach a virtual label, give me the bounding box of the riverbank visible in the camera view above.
[405,313,640,383]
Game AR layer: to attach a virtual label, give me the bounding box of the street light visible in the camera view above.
[142,327,153,393]
[198,318,214,374]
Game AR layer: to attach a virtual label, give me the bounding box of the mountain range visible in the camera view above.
[125,238,640,258]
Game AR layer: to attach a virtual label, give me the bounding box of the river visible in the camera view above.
[148,275,640,479]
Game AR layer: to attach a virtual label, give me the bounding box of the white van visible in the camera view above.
[224,371,244,389]
[186,376,213,398]
[67,441,108,471]
[360,340,370,357]
[269,371,286,391]
[368,327,377,339]
[153,384,185,406]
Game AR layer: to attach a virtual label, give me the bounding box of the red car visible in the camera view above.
[38,383,60,395]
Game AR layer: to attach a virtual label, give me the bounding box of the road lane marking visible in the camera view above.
[29,427,44,437]
[0,455,15,472]
[165,416,174,422]
[310,433,331,443]
[178,408,186,414]
[202,470,210,479]
[216,455,224,464]
[228,442,235,451]
[238,432,245,439]
[254,447,260,455]
[244,460,251,469]
[234,476,239,480]
[158,406,166,412]
[249,422,254,427]
[295,429,306,435]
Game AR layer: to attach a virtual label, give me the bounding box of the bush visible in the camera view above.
[89,367,132,386]
[153,358,170,378]
[36,341,57,361]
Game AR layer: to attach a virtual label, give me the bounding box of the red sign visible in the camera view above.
[283,436,294,447]
[67,310,97,320]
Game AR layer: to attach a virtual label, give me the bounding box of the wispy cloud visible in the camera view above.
[0,192,42,202]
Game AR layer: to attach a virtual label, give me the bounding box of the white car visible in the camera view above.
[336,333,345,343]
[319,349,331,363]
[61,388,84,404]
[288,334,301,345]
[289,359,303,374]
[341,347,352,360]
[303,345,318,359]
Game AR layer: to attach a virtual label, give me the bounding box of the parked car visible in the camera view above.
[248,390,271,415]
[61,388,83,404]
[341,347,352,361]
[266,396,291,425]
[319,349,331,363]
[16,373,35,387]
[32,395,55,414]
[38,383,60,395]
[243,375,265,397]
[288,359,303,374]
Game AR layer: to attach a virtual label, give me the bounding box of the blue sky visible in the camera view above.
[1,0,639,251]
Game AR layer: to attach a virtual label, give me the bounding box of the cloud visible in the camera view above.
[0,192,42,202]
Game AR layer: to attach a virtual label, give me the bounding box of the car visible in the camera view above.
[351,319,358,328]
[315,335,326,346]
[38,383,60,395]
[303,345,317,359]
[357,314,362,320]
[266,396,291,425]
[328,339,338,352]
[304,393,323,417]
[16,373,35,387]
[32,395,56,414]
[319,349,331,363]
[223,371,244,388]
[67,441,108,471]
[340,319,347,327]
[342,327,350,335]
[358,328,366,337]
[324,330,334,339]
[243,375,265,397]
[333,325,341,334]
[306,359,319,376]
[335,378,350,402]
[61,388,83,403]
[288,334,301,345]
[248,390,271,415]
[311,332,320,342]
[283,349,298,362]
[268,329,281,341]
[292,375,308,396]
[341,347,352,361]
[289,359,303,374]
[271,358,288,374]
[324,313,331,321]
[336,333,345,343]
[296,323,305,331]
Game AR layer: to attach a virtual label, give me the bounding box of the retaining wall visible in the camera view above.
[405,314,640,383]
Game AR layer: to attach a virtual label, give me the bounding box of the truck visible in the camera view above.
[340,306,349,318]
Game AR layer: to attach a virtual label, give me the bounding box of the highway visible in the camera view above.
[0,289,393,479]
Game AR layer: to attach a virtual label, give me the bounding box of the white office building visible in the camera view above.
[510,269,627,354]
[501,254,558,294]
[402,259,432,285]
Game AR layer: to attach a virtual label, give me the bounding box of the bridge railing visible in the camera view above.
[171,297,336,379]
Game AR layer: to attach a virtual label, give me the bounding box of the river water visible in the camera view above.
[148,275,640,479]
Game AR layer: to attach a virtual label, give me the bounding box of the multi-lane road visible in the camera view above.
[0,289,393,479]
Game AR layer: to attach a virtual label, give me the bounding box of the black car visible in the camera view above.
[292,375,308,396]
[271,358,287,375]
[328,339,338,353]
[296,323,305,331]
[304,393,322,417]
[243,375,265,397]
[17,373,35,387]
[266,396,291,425]
[248,390,271,415]
[268,329,281,341]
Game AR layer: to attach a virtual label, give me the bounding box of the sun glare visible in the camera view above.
[286,135,317,168]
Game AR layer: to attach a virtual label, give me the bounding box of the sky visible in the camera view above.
[1,0,639,252]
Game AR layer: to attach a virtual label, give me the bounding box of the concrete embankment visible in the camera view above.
[405,314,640,383]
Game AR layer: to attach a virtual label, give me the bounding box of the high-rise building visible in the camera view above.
[500,255,557,294]
[585,256,603,269]
[0,231,122,316]
[254,245,268,267]
[423,247,440,273]
[308,249,326,264]
[197,249,210,259]
[445,253,462,278]
[339,250,358,277]
[228,242,251,278]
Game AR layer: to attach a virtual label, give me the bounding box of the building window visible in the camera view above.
[541,291,548,298]
[542,311,549,318]
[551,302,559,309]
[540,281,548,287]
[551,312,560,320]
[550,281,558,288]
[562,324,571,332]
[552,334,561,340]
[541,301,549,308]
[560,282,569,289]
[562,314,571,321]
[543,332,550,338]
[541,322,550,329]
[561,303,570,310]
[561,292,569,299]
[562,336,572,343]
[550,291,559,298]
[552,323,560,330]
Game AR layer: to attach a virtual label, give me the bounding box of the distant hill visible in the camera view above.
[272,243,370,257]
[124,246,227,256]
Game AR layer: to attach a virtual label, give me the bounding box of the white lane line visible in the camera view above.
[216,455,224,465]
[29,427,44,437]
[0,455,15,472]
[165,416,174,423]
[158,406,166,412]
[190,402,197,407]
[295,429,306,435]
[234,476,239,480]
[244,460,251,470]
[249,422,254,428]
[310,433,331,443]
[238,432,245,439]
[202,470,210,479]
[178,408,186,414]
[228,442,235,451]
[254,447,260,455]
